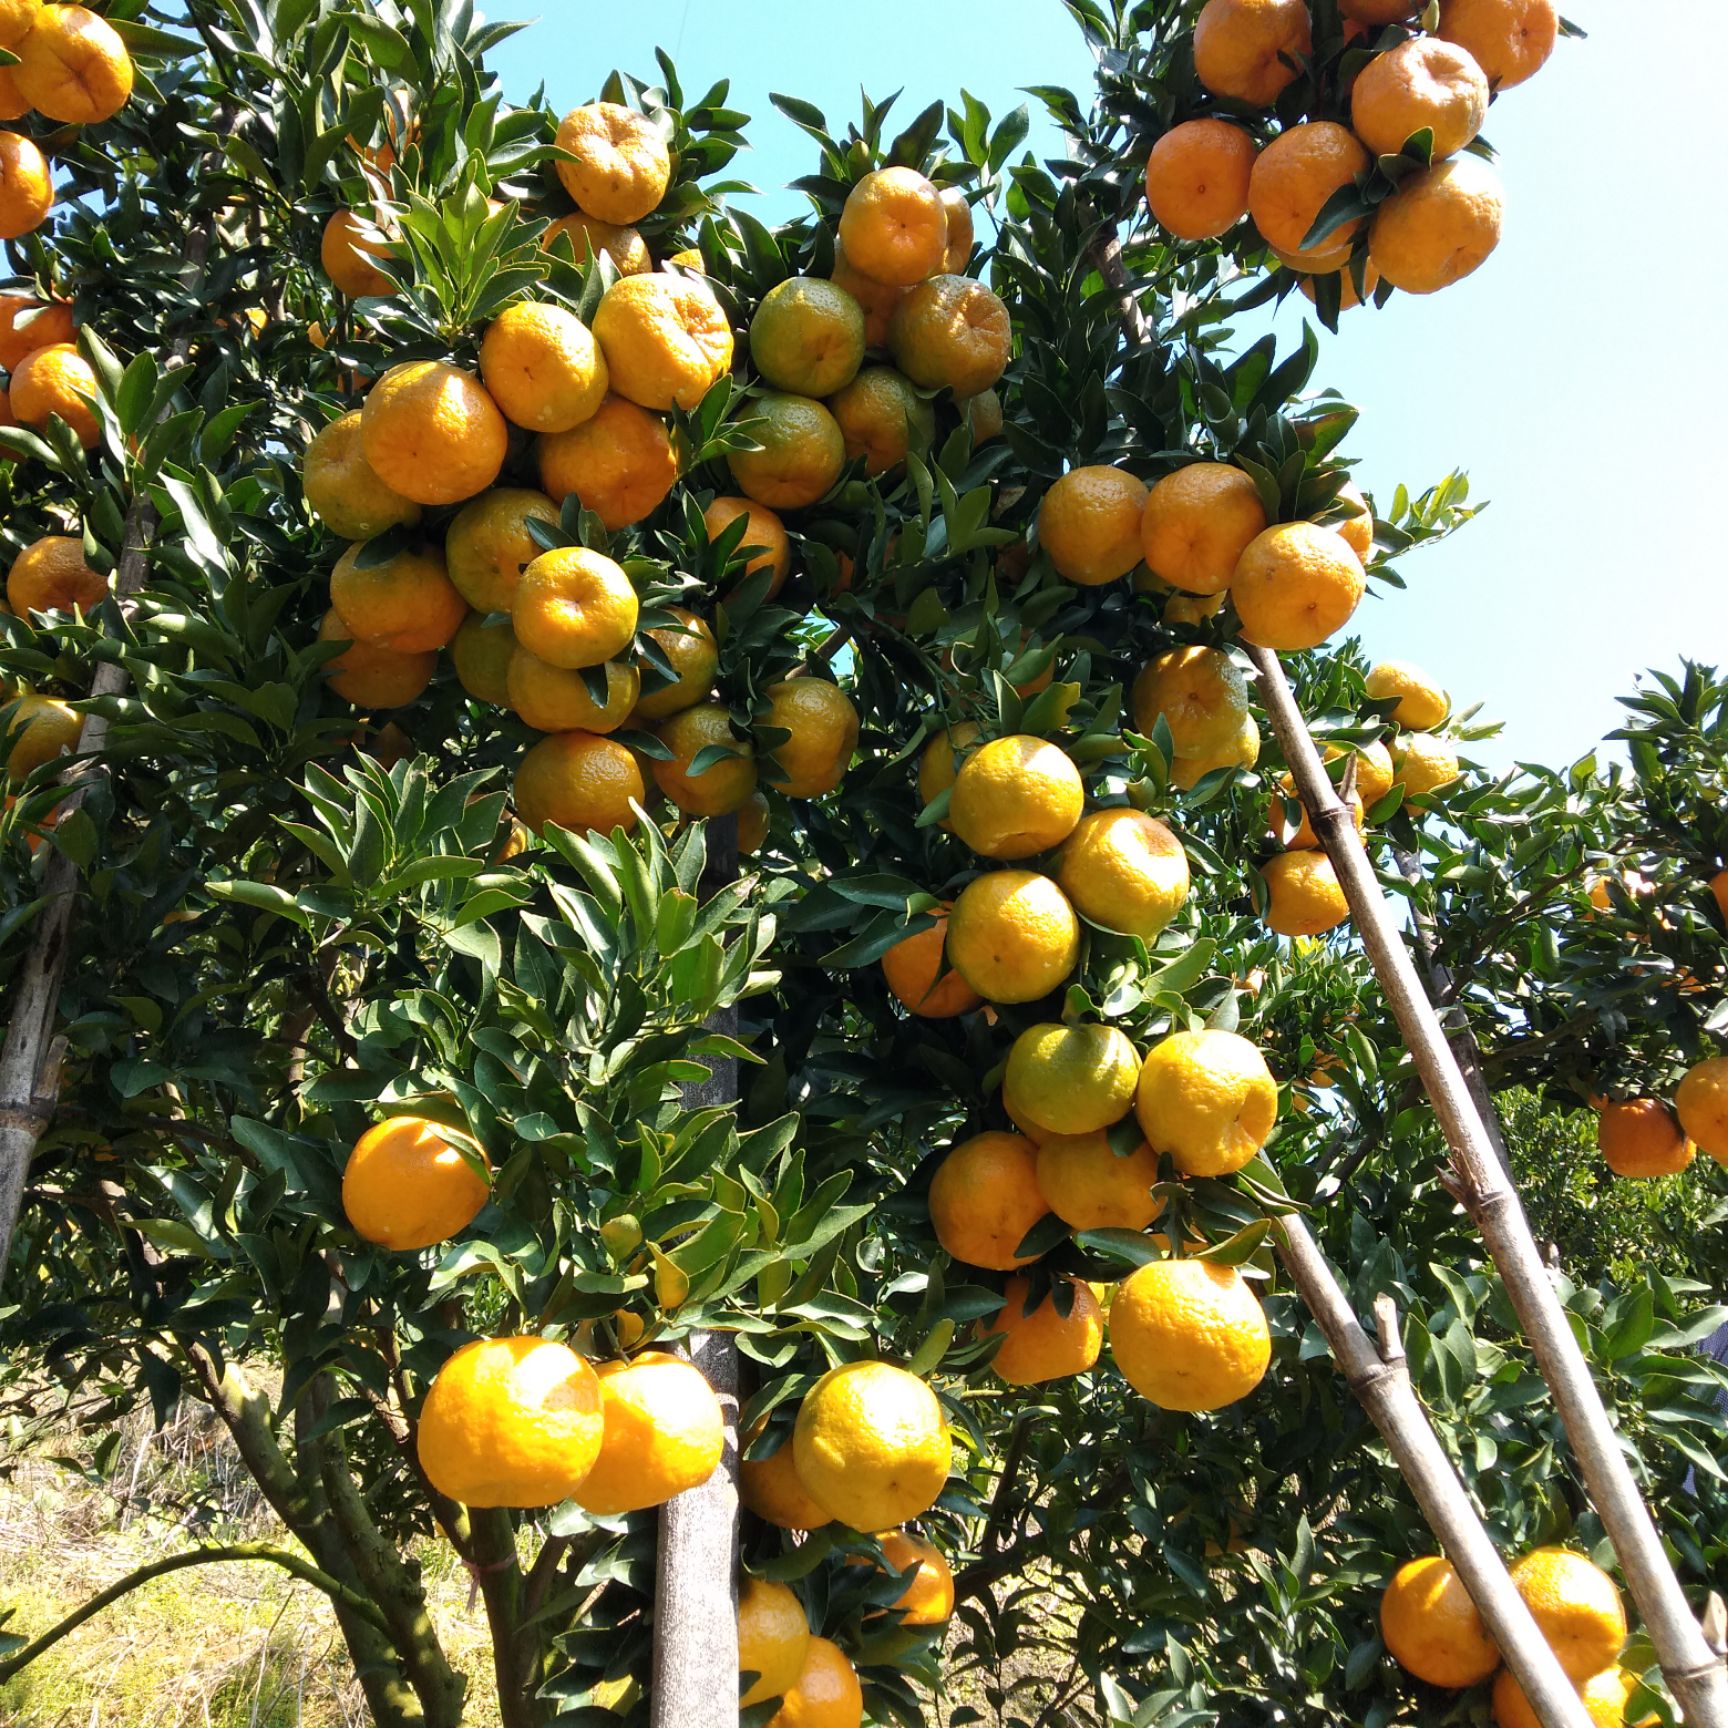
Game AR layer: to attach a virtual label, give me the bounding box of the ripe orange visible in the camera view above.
[1131,645,1256,767]
[740,1421,831,1531]
[1034,1130,1163,1232]
[838,166,947,286]
[634,607,718,720]
[0,129,50,240]
[1005,1022,1141,1137]
[361,361,507,507]
[341,1115,489,1251]
[828,365,933,477]
[928,1130,1050,1270]
[317,611,435,709]
[0,295,73,372]
[917,720,980,818]
[591,271,734,411]
[1110,1257,1272,1411]
[1328,482,1375,560]
[1135,1029,1277,1177]
[514,731,644,837]
[330,541,467,653]
[1058,808,1189,939]
[964,388,1003,443]
[541,210,651,275]
[7,535,105,616]
[538,394,678,529]
[1380,1556,1501,1687]
[888,274,1012,398]
[950,734,1084,860]
[479,302,608,435]
[13,4,132,123]
[321,209,394,298]
[1507,1548,1627,1681]
[10,341,98,446]
[704,495,791,596]
[650,702,758,817]
[512,545,638,670]
[1340,0,1418,18]
[1263,848,1350,937]
[1298,260,1382,311]
[1276,774,1364,849]
[738,1578,811,1707]
[450,613,516,707]
[1392,731,1460,796]
[1232,521,1365,651]
[1438,0,1558,89]
[572,1352,725,1515]
[1248,122,1370,270]
[1366,659,1449,730]
[880,906,981,1019]
[302,411,422,542]
[0,62,22,123]
[863,1530,955,1625]
[728,391,845,509]
[766,1636,862,1728]
[1370,154,1504,295]
[1193,0,1313,107]
[1040,466,1150,587]
[983,1275,1104,1385]
[760,678,858,798]
[750,276,866,397]
[1675,1056,1728,1163]
[417,1336,604,1509]
[1709,867,1728,926]
[1352,36,1490,161]
[946,869,1080,1004]
[940,186,974,272]
[792,1359,950,1532]
[0,0,39,51]
[831,242,910,349]
[4,691,82,780]
[1491,1667,1655,1728]
[553,102,671,224]
[1140,463,1267,595]
[507,649,638,734]
[1597,1098,1693,1179]
[1145,119,1256,241]
[445,488,560,614]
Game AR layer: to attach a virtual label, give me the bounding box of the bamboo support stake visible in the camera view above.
[1250,642,1728,1726]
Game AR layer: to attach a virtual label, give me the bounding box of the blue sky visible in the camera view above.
[493,2,1726,773]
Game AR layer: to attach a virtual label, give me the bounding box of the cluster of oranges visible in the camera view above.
[1144,0,1559,304]
[1381,1547,1655,1727]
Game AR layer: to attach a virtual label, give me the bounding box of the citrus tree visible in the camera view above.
[3,2,1726,1727]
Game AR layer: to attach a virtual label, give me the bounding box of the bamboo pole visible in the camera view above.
[1250,643,1728,1726]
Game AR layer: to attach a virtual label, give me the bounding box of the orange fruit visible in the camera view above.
[514,731,644,838]
[828,365,934,477]
[704,495,791,596]
[416,1336,604,1509]
[1004,1022,1141,1137]
[1248,122,1370,270]
[341,1115,489,1251]
[9,341,98,446]
[792,1359,950,1532]
[863,1530,954,1625]
[572,1352,725,1515]
[634,607,718,721]
[0,0,40,50]
[1709,867,1728,926]
[1340,0,1418,18]
[740,1422,831,1531]
[0,295,73,372]
[1392,731,1460,796]
[1193,0,1312,107]
[1145,119,1256,241]
[1370,154,1504,295]
[1110,1258,1271,1411]
[479,302,608,435]
[445,488,560,614]
[317,611,435,709]
[1491,1667,1656,1728]
[1135,1029,1277,1178]
[940,187,974,272]
[949,733,1085,860]
[12,4,132,123]
[7,535,105,615]
[946,869,1080,1004]
[917,720,980,818]
[1380,1556,1500,1688]
[321,208,394,298]
[1438,0,1558,89]
[750,276,866,397]
[1328,481,1374,560]
[1057,808,1190,940]
[838,166,947,286]
[1263,848,1350,937]
[512,544,638,670]
[964,388,1004,443]
[738,1578,811,1707]
[507,648,638,734]
[1275,775,1364,849]
[4,691,81,780]
[554,102,670,224]
[0,63,23,122]
[983,1275,1104,1385]
[1675,1056,1728,1163]
[591,271,734,411]
[330,541,467,653]
[1597,1098,1693,1179]
[538,394,678,529]
[1298,259,1382,311]
[541,211,651,275]
[831,241,910,349]
[881,905,980,1019]
[0,129,50,240]
[737,789,771,854]
[1508,1548,1627,1681]
[651,702,757,817]
[361,361,507,507]
[302,410,423,542]
[928,1130,1050,1270]
[1040,466,1150,586]
[1366,659,1449,730]
[728,392,845,509]
[450,613,516,707]
[1352,36,1490,161]
[888,274,1012,399]
[760,678,858,797]
[766,1636,862,1728]
[1232,521,1365,651]
[1131,645,1256,767]
[1034,1131,1163,1232]
[1140,464,1267,596]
